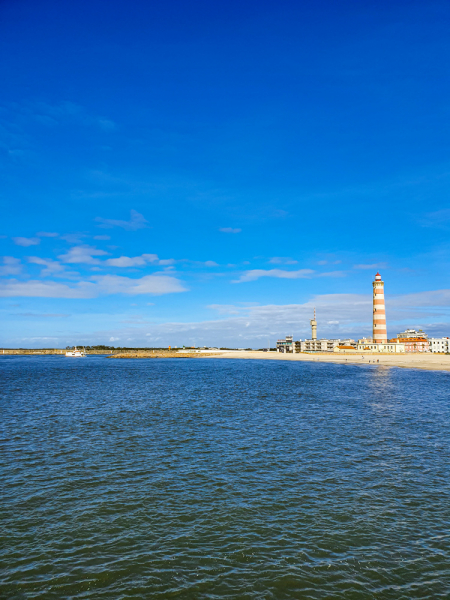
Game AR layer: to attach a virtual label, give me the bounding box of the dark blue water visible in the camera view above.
[1,356,449,599]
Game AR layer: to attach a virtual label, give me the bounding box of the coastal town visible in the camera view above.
[277,272,449,355]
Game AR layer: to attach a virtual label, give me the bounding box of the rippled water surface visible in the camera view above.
[1,356,450,599]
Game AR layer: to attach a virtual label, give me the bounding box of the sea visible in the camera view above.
[1,355,449,599]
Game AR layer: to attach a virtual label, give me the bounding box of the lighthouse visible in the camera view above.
[373,272,387,343]
[310,308,317,340]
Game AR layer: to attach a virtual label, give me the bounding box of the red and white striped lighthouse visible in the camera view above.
[373,272,387,343]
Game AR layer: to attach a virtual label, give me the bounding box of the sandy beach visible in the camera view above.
[212,351,450,372]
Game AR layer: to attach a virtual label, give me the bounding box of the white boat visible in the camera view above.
[65,347,86,357]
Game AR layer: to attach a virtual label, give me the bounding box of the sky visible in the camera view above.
[1,0,450,348]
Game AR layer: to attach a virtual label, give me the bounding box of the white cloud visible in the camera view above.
[27,256,66,277]
[135,290,450,345]
[105,255,147,267]
[0,256,22,276]
[9,288,450,348]
[37,232,59,238]
[0,274,187,298]
[93,235,111,241]
[95,209,148,230]
[390,289,450,308]
[58,245,109,264]
[91,274,186,295]
[13,237,40,247]
[219,227,241,234]
[269,257,298,265]
[0,280,94,298]
[104,253,165,267]
[204,261,219,267]
[110,336,119,342]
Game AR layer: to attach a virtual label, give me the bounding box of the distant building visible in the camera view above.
[310,309,317,340]
[397,329,428,339]
[301,339,341,352]
[298,310,342,352]
[277,335,294,353]
[390,337,429,352]
[357,340,405,353]
[429,338,450,353]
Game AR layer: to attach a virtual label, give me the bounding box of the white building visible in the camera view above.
[428,338,450,353]
[357,339,405,353]
[277,336,343,353]
[301,339,341,352]
[277,336,294,353]
[397,328,428,339]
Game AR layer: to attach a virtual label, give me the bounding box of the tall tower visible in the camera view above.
[310,308,317,340]
[373,272,387,343]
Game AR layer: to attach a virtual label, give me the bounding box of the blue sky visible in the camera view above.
[1,0,450,347]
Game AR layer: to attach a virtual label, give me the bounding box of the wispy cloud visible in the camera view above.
[37,232,59,238]
[219,227,241,234]
[419,208,450,230]
[96,209,148,230]
[207,304,242,315]
[93,235,111,241]
[353,263,387,270]
[269,257,298,265]
[60,233,87,244]
[97,119,115,131]
[0,274,187,298]
[13,237,40,247]
[235,268,315,283]
[24,100,116,131]
[234,268,347,283]
[14,312,70,318]
[58,245,109,265]
[0,257,22,276]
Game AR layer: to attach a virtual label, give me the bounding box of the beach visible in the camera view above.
[212,350,450,371]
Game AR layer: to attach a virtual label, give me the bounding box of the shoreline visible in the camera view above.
[2,349,450,372]
[210,351,450,372]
